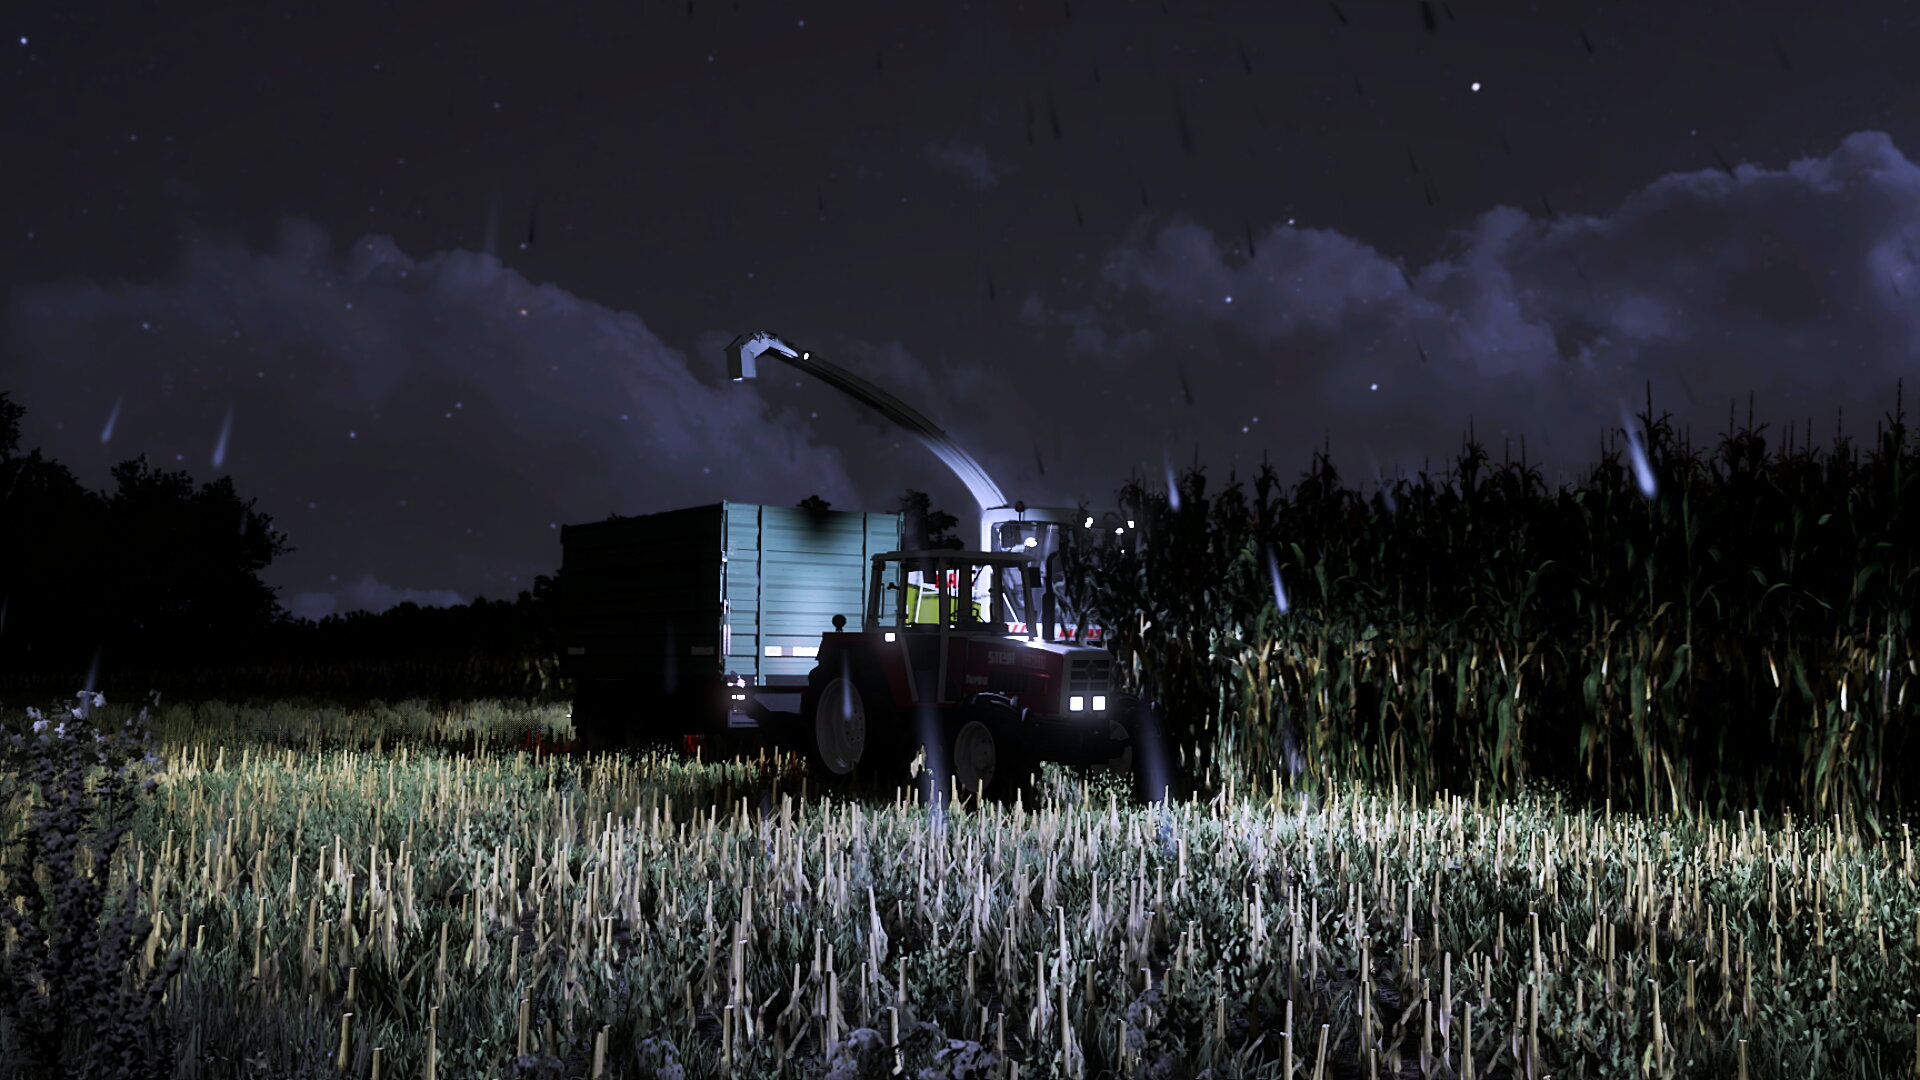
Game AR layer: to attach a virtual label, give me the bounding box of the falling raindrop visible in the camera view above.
[1265,543,1289,613]
[1171,85,1196,154]
[1369,450,1399,515]
[1621,403,1658,499]
[212,404,234,469]
[83,648,101,694]
[99,396,123,444]
[1164,450,1181,512]
[1047,90,1064,140]
[1578,26,1595,54]
[1327,2,1349,24]
[1420,1,1438,33]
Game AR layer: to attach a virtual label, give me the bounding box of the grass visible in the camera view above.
[3,694,1917,1079]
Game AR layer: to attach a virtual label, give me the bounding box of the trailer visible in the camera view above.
[559,501,903,753]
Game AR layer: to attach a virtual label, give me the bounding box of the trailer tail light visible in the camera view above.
[884,632,896,642]
[792,645,819,657]
[1093,695,1106,712]
[765,646,783,656]
[1070,695,1085,712]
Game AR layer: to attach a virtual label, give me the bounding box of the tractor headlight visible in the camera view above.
[1070,695,1085,712]
[1092,695,1106,712]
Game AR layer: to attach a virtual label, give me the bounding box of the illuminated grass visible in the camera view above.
[4,697,1916,1078]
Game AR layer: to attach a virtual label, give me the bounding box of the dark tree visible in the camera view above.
[0,391,293,674]
[897,489,964,550]
[0,392,109,670]
[96,455,293,664]
[796,494,832,513]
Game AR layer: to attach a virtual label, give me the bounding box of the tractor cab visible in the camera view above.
[866,549,1043,637]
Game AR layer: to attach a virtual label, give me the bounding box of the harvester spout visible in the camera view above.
[724,331,1009,518]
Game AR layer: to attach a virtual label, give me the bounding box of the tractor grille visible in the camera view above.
[1068,653,1113,696]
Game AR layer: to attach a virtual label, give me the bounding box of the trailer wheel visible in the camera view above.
[569,680,627,753]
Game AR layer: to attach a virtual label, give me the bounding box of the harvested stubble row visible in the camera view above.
[12,705,1920,1079]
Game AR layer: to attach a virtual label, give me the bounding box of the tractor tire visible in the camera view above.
[1118,697,1177,804]
[933,698,1020,805]
[947,718,998,803]
[801,675,870,788]
[799,674,913,797]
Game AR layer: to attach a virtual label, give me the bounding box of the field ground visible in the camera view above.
[3,695,1918,1079]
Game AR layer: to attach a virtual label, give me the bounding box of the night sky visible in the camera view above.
[6,2,1920,622]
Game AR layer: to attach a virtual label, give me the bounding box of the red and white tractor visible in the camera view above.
[794,546,1155,803]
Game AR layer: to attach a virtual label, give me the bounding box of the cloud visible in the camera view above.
[4,219,866,618]
[7,134,1919,620]
[289,574,467,622]
[1007,131,1920,495]
[923,139,1015,190]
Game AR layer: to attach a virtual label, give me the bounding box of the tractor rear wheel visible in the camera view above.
[804,676,870,786]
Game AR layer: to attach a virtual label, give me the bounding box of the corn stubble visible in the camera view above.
[0,695,1914,1079]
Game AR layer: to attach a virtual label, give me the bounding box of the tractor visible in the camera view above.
[797,546,1157,803]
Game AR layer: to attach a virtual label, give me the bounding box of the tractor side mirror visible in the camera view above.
[832,614,847,631]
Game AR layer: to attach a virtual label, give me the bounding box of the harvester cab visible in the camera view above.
[796,547,1139,800]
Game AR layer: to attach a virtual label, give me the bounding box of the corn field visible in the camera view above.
[1066,388,1920,835]
[3,696,1919,1078]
